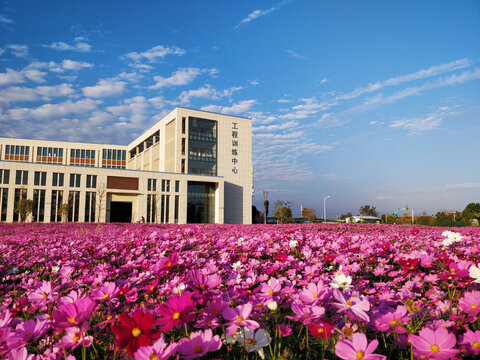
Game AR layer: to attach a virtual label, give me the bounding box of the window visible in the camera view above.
[182,117,186,134]
[86,175,97,188]
[148,179,157,192]
[102,149,126,169]
[0,170,10,184]
[32,189,46,222]
[15,170,28,185]
[68,191,80,222]
[50,190,63,222]
[34,172,46,186]
[5,145,30,161]
[146,194,156,223]
[175,180,180,192]
[70,149,95,167]
[36,146,63,164]
[85,192,96,222]
[69,174,81,187]
[1,188,8,221]
[174,195,179,224]
[13,188,27,222]
[182,138,186,156]
[52,173,64,187]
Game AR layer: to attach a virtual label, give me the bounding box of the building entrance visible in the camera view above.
[110,201,132,222]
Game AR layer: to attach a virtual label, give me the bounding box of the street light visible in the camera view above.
[323,195,330,223]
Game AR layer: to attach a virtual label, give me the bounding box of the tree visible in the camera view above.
[359,205,379,217]
[15,198,34,222]
[252,205,261,224]
[301,207,316,222]
[96,183,107,222]
[274,200,293,224]
[339,212,353,220]
[59,202,70,223]
[462,203,480,221]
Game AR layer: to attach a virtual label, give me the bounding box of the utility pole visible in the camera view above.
[262,190,269,224]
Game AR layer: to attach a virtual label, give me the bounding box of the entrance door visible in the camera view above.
[110,201,132,222]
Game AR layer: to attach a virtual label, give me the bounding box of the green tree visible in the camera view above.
[274,200,293,224]
[15,198,34,222]
[359,205,379,217]
[462,203,480,221]
[301,207,316,222]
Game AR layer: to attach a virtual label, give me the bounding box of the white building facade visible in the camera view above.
[0,107,252,224]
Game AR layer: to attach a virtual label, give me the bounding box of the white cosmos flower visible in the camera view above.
[232,261,242,270]
[237,328,271,360]
[469,263,480,283]
[289,240,298,248]
[331,273,352,290]
[267,301,278,311]
[448,232,463,242]
[442,238,453,247]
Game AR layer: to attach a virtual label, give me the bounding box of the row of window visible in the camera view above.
[5,145,30,156]
[147,179,180,192]
[0,170,97,188]
[130,131,160,159]
[146,193,179,224]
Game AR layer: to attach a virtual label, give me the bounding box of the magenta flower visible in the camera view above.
[335,332,386,360]
[299,280,328,304]
[374,306,409,334]
[51,297,96,329]
[332,289,370,323]
[222,303,260,336]
[189,270,221,291]
[62,324,93,350]
[458,290,480,316]
[7,347,35,360]
[259,277,282,298]
[156,293,195,332]
[286,301,325,324]
[27,281,56,307]
[92,282,117,301]
[458,329,480,356]
[133,336,177,360]
[176,329,222,359]
[410,327,460,360]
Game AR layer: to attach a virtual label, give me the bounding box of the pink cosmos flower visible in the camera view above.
[189,270,221,291]
[51,297,96,329]
[374,305,410,334]
[275,323,293,337]
[28,281,56,307]
[7,347,35,360]
[222,303,260,336]
[156,293,195,332]
[299,280,328,304]
[259,277,282,298]
[410,327,460,360]
[286,301,325,324]
[133,336,177,360]
[62,324,93,350]
[335,332,386,360]
[458,290,480,316]
[458,329,480,356]
[332,289,370,323]
[92,282,117,302]
[176,329,222,359]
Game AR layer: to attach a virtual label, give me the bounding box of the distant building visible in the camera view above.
[346,215,381,223]
[0,107,252,224]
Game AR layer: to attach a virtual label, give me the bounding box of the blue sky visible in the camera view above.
[1,0,479,217]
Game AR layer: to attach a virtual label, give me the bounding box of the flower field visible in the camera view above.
[1,223,480,360]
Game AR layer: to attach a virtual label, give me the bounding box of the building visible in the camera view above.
[0,107,252,224]
[346,216,381,223]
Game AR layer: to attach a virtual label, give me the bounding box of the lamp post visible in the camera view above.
[323,195,330,223]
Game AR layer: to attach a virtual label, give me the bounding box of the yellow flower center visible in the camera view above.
[68,316,76,324]
[268,289,274,295]
[389,320,398,326]
[149,355,159,360]
[132,327,142,337]
[199,284,206,290]
[72,333,80,342]
[450,268,456,275]
[42,292,48,298]
[150,285,155,291]
[471,304,477,310]
[430,344,440,353]
[346,300,353,307]
[102,294,109,300]
[313,293,318,299]
[356,350,364,359]
[473,341,480,348]
[317,328,324,333]
[237,316,244,322]
[194,345,203,354]
[172,312,180,320]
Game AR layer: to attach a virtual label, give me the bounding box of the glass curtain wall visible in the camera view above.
[188,117,217,176]
[187,182,216,223]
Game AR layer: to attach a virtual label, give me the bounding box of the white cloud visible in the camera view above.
[279,97,335,120]
[201,99,257,115]
[0,68,24,86]
[61,59,94,71]
[390,105,458,135]
[82,78,127,98]
[22,69,47,83]
[7,44,28,58]
[7,99,99,120]
[321,173,345,181]
[0,84,75,104]
[286,50,306,60]
[253,120,298,132]
[338,58,473,101]
[123,45,185,63]
[178,85,242,103]
[0,15,15,24]
[149,67,212,89]
[235,0,292,28]
[107,96,150,124]
[43,38,92,52]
